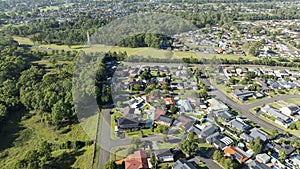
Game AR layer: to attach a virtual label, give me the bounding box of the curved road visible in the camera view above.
[97,65,300,168]
[203,77,300,134]
[97,109,165,169]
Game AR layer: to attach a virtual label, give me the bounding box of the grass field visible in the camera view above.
[0,112,94,169]
[12,36,259,61]
[13,36,34,45]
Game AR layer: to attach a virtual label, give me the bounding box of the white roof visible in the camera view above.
[220,136,233,145]
[208,98,229,112]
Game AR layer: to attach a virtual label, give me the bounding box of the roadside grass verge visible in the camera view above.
[110,145,135,161]
[259,115,300,138]
[284,98,300,105]
[111,111,122,140]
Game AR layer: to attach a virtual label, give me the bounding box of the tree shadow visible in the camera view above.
[0,109,28,151]
[50,149,86,169]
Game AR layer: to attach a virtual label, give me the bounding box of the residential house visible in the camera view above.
[206,132,233,150]
[240,133,254,143]
[232,89,254,101]
[156,115,174,127]
[256,153,271,164]
[214,111,233,121]
[280,106,300,116]
[188,125,202,136]
[224,146,249,163]
[272,143,295,156]
[289,154,300,169]
[122,150,149,169]
[207,98,229,113]
[206,132,227,150]
[175,115,195,131]
[117,117,141,130]
[233,50,245,55]
[261,105,293,128]
[227,119,251,132]
[172,159,197,169]
[178,100,194,113]
[245,159,271,169]
[267,80,280,90]
[165,97,176,105]
[249,128,268,142]
[155,149,185,163]
[198,124,219,141]
[155,149,174,162]
[231,85,246,90]
[154,109,166,121]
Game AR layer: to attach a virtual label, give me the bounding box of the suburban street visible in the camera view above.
[98,109,165,168]
[97,65,300,169]
[202,77,300,133]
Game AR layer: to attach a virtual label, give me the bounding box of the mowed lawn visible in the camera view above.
[0,112,94,169]
[284,98,300,105]
[13,36,258,61]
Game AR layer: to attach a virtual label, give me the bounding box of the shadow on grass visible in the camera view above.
[0,109,27,151]
[50,149,86,169]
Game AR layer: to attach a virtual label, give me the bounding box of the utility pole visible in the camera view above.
[87,31,91,47]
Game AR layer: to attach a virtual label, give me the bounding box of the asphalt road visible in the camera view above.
[97,109,166,169]
[98,109,131,169]
[97,64,300,169]
[202,77,300,133]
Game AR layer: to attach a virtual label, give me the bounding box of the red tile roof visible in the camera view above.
[124,150,149,169]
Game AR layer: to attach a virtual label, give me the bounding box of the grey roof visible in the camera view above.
[158,115,174,125]
[178,100,193,112]
[288,106,300,113]
[206,132,227,149]
[232,89,253,100]
[261,105,291,122]
[246,159,271,169]
[188,125,202,135]
[273,144,295,155]
[117,118,140,129]
[249,128,268,142]
[228,119,251,132]
[172,159,197,169]
[216,111,233,121]
[240,133,254,143]
[199,124,219,139]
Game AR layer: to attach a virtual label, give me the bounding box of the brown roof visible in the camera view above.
[177,115,194,130]
[154,109,166,121]
[224,146,248,163]
[165,98,175,105]
[124,150,149,169]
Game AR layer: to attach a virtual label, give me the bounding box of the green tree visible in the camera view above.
[279,150,287,161]
[270,129,279,139]
[212,150,222,161]
[104,160,117,169]
[179,133,198,156]
[250,137,262,155]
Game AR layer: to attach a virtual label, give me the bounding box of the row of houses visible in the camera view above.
[260,104,300,128]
